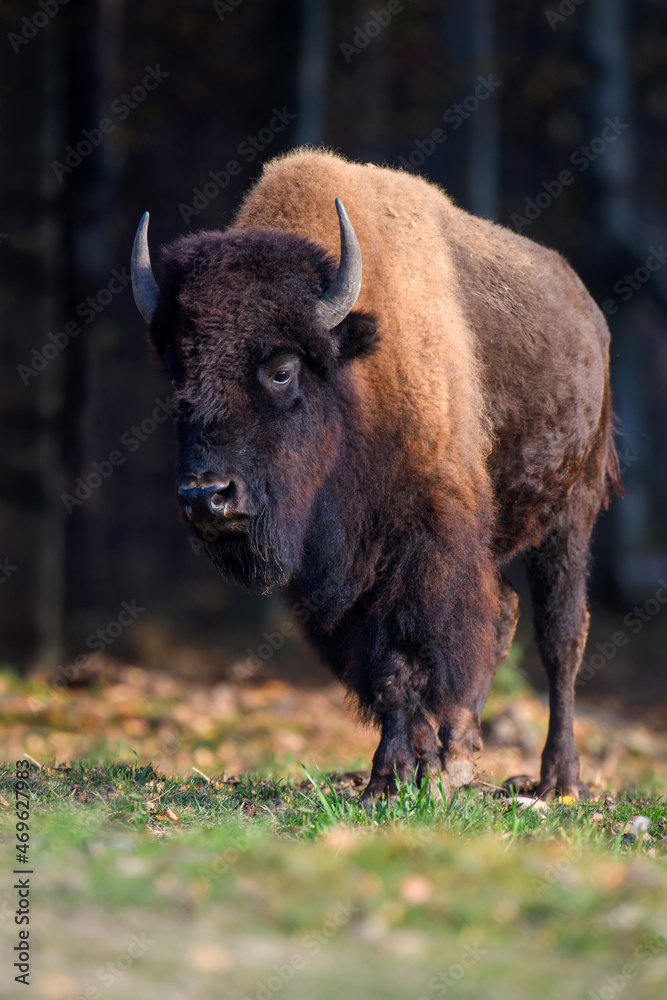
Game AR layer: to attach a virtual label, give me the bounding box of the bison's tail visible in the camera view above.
[602,417,626,510]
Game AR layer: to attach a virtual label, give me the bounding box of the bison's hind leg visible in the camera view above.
[525,486,599,799]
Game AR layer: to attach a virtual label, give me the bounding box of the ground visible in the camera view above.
[1,647,667,999]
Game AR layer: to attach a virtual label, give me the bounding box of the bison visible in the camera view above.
[131,148,620,802]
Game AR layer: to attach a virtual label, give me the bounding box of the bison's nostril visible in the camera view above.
[209,490,229,512]
[176,475,247,522]
[175,471,255,523]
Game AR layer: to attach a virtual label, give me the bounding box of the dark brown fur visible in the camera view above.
[146,149,620,801]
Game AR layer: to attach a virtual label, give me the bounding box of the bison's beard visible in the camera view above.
[195,504,296,592]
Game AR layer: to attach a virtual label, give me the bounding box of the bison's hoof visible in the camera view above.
[360,774,399,806]
[534,779,590,802]
[503,774,590,801]
[501,774,540,796]
[441,755,476,792]
[416,760,445,802]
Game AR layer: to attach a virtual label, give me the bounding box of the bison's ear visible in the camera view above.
[335,311,379,362]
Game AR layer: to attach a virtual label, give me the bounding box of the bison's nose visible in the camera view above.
[177,474,251,523]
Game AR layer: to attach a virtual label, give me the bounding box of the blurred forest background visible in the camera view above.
[1,0,666,699]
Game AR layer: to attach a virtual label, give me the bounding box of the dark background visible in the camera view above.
[1,0,666,695]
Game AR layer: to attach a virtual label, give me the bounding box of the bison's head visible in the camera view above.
[131,201,377,592]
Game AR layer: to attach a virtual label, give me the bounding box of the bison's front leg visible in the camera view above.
[412,709,443,786]
[363,704,476,803]
[361,656,439,803]
[362,708,442,802]
[436,578,521,794]
[437,705,482,793]
[361,709,417,803]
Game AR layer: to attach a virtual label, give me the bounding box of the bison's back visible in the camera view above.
[234,149,611,559]
[441,205,611,556]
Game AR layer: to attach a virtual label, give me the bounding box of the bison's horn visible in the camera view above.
[131,211,159,324]
[315,198,362,330]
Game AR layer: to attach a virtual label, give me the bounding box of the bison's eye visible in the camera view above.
[259,355,301,399]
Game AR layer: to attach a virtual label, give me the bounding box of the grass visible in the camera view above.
[2,657,667,998]
[2,757,667,844]
[2,760,667,999]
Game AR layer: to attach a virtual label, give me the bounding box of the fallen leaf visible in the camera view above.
[399,874,433,905]
[187,942,234,972]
